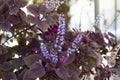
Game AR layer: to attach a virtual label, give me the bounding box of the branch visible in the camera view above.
[1,24,36,46]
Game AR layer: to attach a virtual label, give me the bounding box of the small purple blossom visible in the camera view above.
[66,48,76,57]
[50,54,58,63]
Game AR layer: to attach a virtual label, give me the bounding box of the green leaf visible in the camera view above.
[11,57,25,69]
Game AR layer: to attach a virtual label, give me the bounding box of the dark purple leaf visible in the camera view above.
[0,21,11,31]
[28,62,46,78]
[68,63,81,75]
[24,54,42,67]
[64,53,75,65]
[2,72,17,80]
[19,9,27,21]
[9,6,20,15]
[108,32,116,38]
[27,4,39,15]
[0,15,5,23]
[6,0,27,15]
[8,15,20,25]
[55,66,68,80]
[15,69,27,80]
[23,69,35,80]
[69,70,80,80]
[27,15,43,27]
[46,15,56,25]
[0,45,7,55]
[0,62,13,71]
[38,4,49,15]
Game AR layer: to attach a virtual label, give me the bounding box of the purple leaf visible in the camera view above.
[64,53,75,65]
[55,66,68,80]
[69,70,80,80]
[0,21,11,31]
[0,62,13,71]
[8,15,20,25]
[108,32,116,38]
[27,4,39,15]
[23,69,35,80]
[28,63,46,78]
[2,72,17,80]
[24,54,42,67]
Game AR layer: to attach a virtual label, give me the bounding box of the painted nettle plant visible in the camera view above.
[0,0,120,80]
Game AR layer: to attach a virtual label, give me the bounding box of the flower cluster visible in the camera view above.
[46,0,64,11]
[0,0,119,80]
[40,13,83,63]
[40,43,58,63]
[54,14,66,52]
[40,43,50,59]
[67,34,83,56]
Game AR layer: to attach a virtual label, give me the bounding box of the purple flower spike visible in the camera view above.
[60,56,68,63]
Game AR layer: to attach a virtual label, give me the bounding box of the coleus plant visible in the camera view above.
[0,0,120,80]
